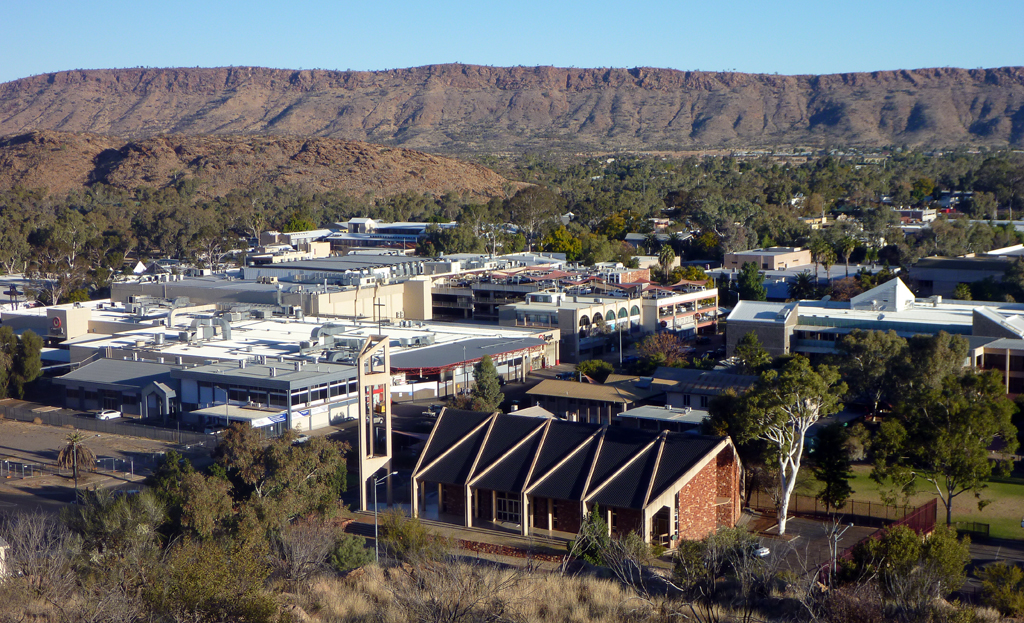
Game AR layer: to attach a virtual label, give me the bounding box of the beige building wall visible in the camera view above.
[724,248,811,270]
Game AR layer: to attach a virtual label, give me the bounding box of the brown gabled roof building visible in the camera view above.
[411,409,742,547]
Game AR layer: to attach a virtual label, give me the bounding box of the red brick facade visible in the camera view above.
[441,484,465,518]
[675,447,740,541]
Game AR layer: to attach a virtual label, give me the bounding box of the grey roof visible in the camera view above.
[618,405,710,425]
[727,301,796,323]
[390,337,545,371]
[913,256,1012,271]
[56,359,178,390]
[653,367,757,394]
[730,247,805,256]
[977,338,1024,350]
[267,256,424,271]
[171,360,356,389]
[414,412,729,510]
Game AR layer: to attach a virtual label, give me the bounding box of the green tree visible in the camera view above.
[471,355,503,412]
[835,236,857,278]
[737,261,766,301]
[540,226,582,261]
[508,186,562,251]
[834,329,907,415]
[739,356,846,534]
[953,282,973,300]
[811,423,853,512]
[0,326,16,398]
[282,213,317,233]
[56,430,96,495]
[10,329,42,398]
[734,331,771,375]
[978,562,1024,617]
[872,368,1018,526]
[569,504,610,566]
[330,533,374,572]
[658,245,676,273]
[213,425,349,538]
[146,538,276,623]
[576,359,614,383]
[788,270,817,301]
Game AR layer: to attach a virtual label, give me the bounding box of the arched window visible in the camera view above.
[593,312,604,324]
[618,308,628,319]
[579,315,590,327]
[630,305,640,316]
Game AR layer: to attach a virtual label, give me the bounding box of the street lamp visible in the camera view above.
[374,470,398,564]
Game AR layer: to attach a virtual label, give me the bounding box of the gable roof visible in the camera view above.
[413,412,729,511]
[850,277,915,312]
[526,377,664,404]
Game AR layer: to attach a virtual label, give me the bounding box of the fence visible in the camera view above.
[954,521,990,539]
[749,490,925,528]
[0,450,176,483]
[1,403,215,448]
[818,498,937,585]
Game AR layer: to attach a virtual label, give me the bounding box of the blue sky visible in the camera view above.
[2,0,1021,84]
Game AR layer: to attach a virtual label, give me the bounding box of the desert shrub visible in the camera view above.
[145,538,277,623]
[978,561,1024,617]
[378,508,447,563]
[330,532,374,572]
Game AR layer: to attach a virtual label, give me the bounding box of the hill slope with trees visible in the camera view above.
[0,130,517,200]
[2,65,1023,154]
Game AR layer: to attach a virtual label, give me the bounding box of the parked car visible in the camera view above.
[556,371,575,381]
[292,434,311,445]
[423,404,444,417]
[751,543,770,558]
[203,427,225,436]
[95,409,121,420]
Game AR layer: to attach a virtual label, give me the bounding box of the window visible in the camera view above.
[66,387,80,399]
[269,392,287,407]
[348,380,358,395]
[495,492,521,523]
[700,395,709,408]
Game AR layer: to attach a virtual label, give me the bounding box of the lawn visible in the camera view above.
[801,464,1024,540]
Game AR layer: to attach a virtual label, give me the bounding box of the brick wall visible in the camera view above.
[613,507,644,538]
[476,488,493,520]
[441,484,465,518]
[715,449,741,528]
[675,452,721,541]
[554,498,581,534]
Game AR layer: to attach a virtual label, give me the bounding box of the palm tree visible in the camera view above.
[789,271,817,300]
[643,232,662,255]
[57,431,96,496]
[836,236,857,278]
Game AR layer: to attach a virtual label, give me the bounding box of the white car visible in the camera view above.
[95,409,121,420]
[751,544,770,558]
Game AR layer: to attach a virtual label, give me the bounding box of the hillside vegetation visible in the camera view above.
[2,65,1023,154]
[0,130,518,200]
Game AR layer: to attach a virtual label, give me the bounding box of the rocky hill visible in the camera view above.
[0,131,517,199]
[2,65,1024,152]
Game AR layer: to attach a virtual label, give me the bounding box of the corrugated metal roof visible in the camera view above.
[414,413,729,511]
[526,378,663,403]
[417,409,492,468]
[56,359,178,389]
[391,337,545,371]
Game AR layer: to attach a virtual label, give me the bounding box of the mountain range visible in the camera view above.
[3,64,1023,154]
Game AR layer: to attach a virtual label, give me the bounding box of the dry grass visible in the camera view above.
[292,563,675,623]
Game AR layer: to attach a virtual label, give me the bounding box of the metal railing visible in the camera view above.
[749,490,927,528]
[1,404,215,447]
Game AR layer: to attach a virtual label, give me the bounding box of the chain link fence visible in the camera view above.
[749,489,924,528]
[1,402,215,447]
